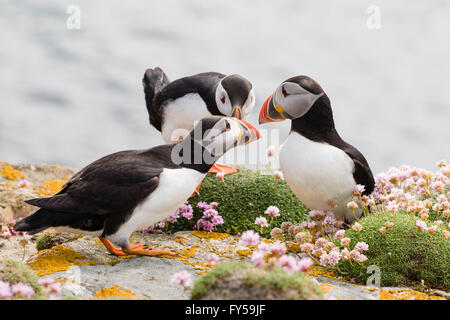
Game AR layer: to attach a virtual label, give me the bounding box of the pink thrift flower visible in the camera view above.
[327,250,341,266]
[197,201,211,210]
[270,241,287,256]
[254,216,269,228]
[278,255,298,272]
[210,202,218,208]
[211,215,224,226]
[443,230,450,239]
[170,270,192,287]
[18,179,31,188]
[267,145,276,157]
[319,253,330,266]
[385,221,394,228]
[239,230,260,246]
[347,201,358,211]
[334,230,345,240]
[49,282,62,293]
[416,220,427,231]
[300,243,314,254]
[340,248,350,261]
[203,208,219,219]
[251,251,265,266]
[0,281,12,298]
[353,184,366,196]
[265,206,280,218]
[208,253,220,265]
[216,171,225,181]
[296,257,314,272]
[11,283,35,298]
[256,242,271,254]
[38,277,55,286]
[180,204,194,220]
[352,222,363,233]
[354,242,369,252]
[385,201,398,213]
[379,227,387,234]
[427,225,437,234]
[274,171,284,180]
[340,237,351,247]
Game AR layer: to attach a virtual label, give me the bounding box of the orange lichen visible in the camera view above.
[160,245,197,259]
[27,245,98,276]
[192,230,230,240]
[307,266,341,280]
[236,248,252,256]
[95,284,137,299]
[319,283,336,294]
[1,165,25,180]
[287,241,301,252]
[379,288,444,300]
[37,179,68,196]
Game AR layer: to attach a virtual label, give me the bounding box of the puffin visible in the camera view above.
[15,116,261,256]
[259,75,374,224]
[142,67,255,175]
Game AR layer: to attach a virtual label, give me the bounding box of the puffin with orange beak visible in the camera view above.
[259,76,374,224]
[15,116,261,256]
[143,68,255,178]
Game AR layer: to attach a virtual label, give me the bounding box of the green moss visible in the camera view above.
[36,231,82,251]
[336,212,450,290]
[166,168,309,236]
[191,261,246,299]
[191,261,322,300]
[243,266,323,299]
[0,259,44,299]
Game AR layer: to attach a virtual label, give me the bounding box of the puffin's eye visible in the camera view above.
[281,87,288,97]
[225,121,231,130]
[220,96,226,104]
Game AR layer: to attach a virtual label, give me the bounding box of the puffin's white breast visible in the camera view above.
[279,131,357,221]
[161,93,211,143]
[107,168,205,245]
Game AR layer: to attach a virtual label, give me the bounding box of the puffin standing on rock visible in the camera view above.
[259,75,374,224]
[143,67,255,175]
[15,116,261,256]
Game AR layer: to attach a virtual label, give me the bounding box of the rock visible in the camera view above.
[0,162,78,220]
[35,231,82,250]
[0,234,37,262]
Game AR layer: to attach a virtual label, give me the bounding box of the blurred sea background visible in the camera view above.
[0,0,449,174]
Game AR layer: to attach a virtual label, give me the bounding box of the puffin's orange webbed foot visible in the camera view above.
[122,247,177,257]
[189,182,203,198]
[99,237,146,256]
[208,163,239,175]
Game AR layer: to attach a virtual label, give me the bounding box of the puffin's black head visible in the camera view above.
[187,116,261,157]
[215,75,254,120]
[259,75,327,124]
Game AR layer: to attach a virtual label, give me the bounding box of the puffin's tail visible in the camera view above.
[14,209,54,235]
[142,67,169,130]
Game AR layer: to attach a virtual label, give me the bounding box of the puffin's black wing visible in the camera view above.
[149,72,226,131]
[339,144,375,195]
[26,145,178,215]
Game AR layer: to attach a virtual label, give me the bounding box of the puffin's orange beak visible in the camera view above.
[259,95,273,124]
[231,106,243,120]
[237,119,262,145]
[259,94,286,124]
